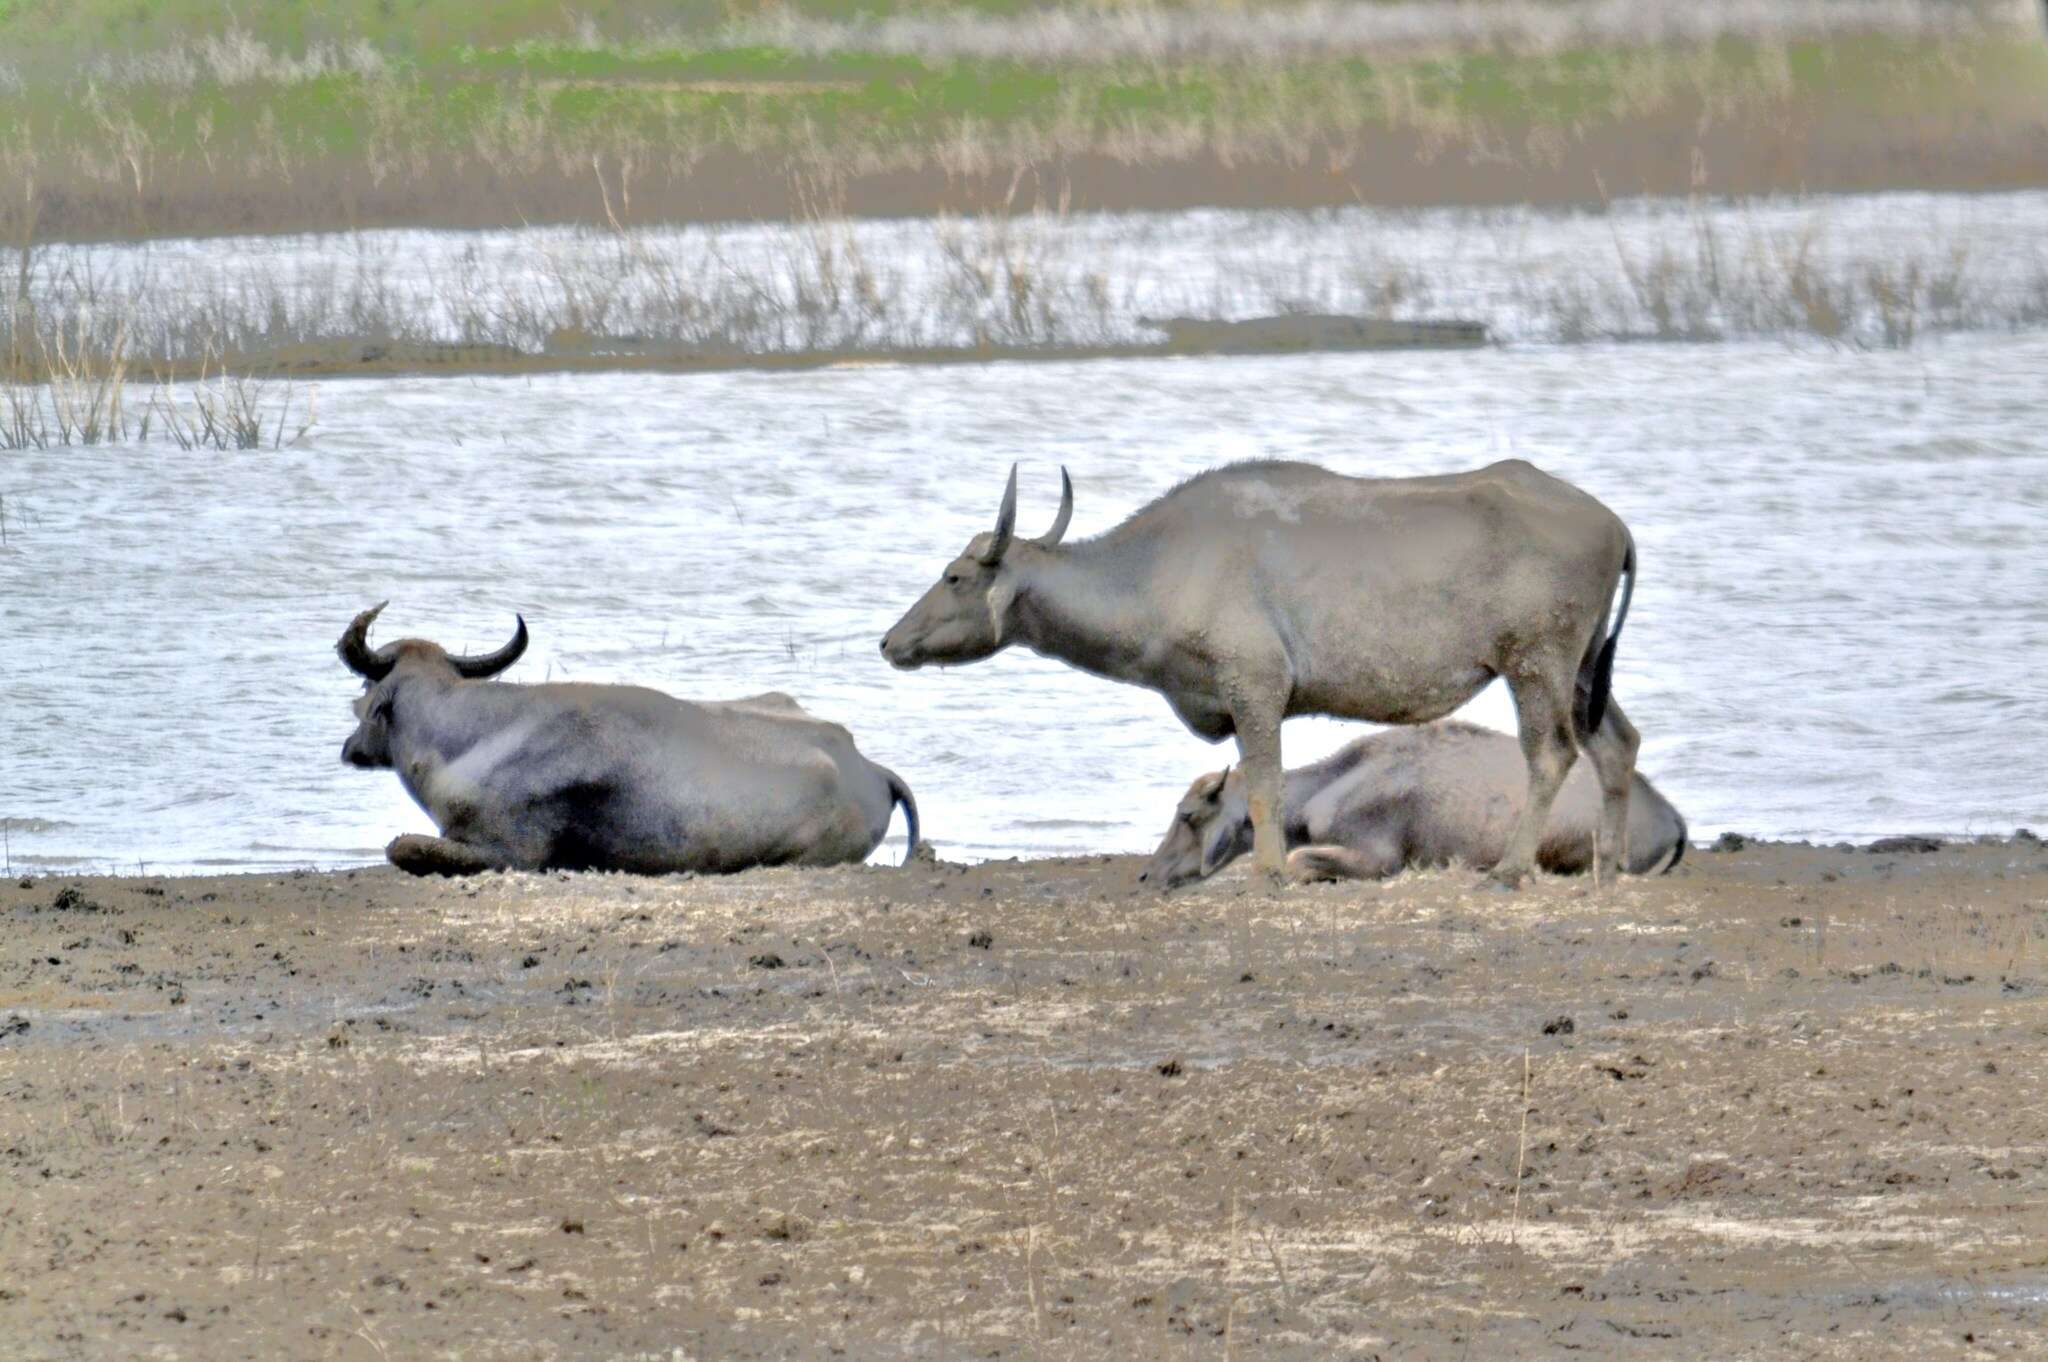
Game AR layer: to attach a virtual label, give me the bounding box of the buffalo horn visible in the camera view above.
[980,464,1019,565]
[449,615,530,679]
[336,602,398,681]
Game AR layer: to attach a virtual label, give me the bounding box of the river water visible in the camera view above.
[4,211,2046,873]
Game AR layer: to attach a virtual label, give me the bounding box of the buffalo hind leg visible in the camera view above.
[386,833,499,877]
[1577,698,1641,882]
[1494,673,1579,889]
[1288,838,1404,883]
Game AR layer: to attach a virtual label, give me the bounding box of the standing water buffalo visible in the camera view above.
[1142,720,1687,890]
[881,459,1640,887]
[338,604,918,875]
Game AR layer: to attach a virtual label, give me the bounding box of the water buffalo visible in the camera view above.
[338,604,918,876]
[880,459,1639,887]
[1141,720,1687,890]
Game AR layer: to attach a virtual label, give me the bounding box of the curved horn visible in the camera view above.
[979,463,1019,565]
[449,615,529,679]
[1035,466,1073,547]
[337,602,397,682]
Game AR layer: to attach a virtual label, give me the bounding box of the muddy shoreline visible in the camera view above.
[129,317,1489,386]
[5,839,2047,1357]
[20,99,2048,249]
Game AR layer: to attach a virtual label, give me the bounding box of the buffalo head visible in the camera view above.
[879,464,1072,669]
[337,602,527,768]
[1139,766,1252,890]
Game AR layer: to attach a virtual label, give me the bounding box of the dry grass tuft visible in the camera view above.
[2,294,315,450]
[6,193,2047,390]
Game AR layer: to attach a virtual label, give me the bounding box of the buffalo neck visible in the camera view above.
[1005,538,1161,684]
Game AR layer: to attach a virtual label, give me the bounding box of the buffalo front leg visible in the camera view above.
[1231,705,1288,879]
[386,833,499,877]
[1288,837,1404,883]
[1495,674,1579,888]
[1578,698,1641,882]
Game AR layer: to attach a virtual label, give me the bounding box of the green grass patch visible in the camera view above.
[3,15,2043,242]
[13,36,2000,161]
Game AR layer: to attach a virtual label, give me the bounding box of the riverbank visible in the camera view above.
[4,839,2045,1356]
[2,6,2045,243]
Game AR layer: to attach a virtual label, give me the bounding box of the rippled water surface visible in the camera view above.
[4,318,2046,872]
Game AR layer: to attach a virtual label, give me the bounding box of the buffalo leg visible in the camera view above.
[386,833,498,877]
[1495,674,1578,888]
[1231,706,1288,878]
[1288,839,1403,882]
[1578,698,1641,881]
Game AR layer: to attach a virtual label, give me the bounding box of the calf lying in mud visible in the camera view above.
[337,604,917,875]
[1143,720,1686,890]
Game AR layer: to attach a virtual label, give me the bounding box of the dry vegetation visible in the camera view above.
[0,2,2042,242]
[4,191,2046,415]
[1,301,316,451]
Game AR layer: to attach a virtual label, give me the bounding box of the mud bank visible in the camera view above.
[4,839,2047,1358]
[127,316,1489,385]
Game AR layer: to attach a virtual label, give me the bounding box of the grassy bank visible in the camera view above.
[1,3,2044,242]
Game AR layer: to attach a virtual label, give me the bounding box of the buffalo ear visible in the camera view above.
[1198,814,1237,878]
[1201,765,1232,802]
[361,679,400,720]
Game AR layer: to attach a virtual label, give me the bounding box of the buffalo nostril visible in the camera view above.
[879,638,888,652]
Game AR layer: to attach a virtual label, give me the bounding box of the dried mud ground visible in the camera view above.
[5,841,2048,1360]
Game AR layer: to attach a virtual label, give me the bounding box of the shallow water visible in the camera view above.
[4,326,2044,872]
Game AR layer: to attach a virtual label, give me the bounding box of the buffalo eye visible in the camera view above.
[944,572,962,587]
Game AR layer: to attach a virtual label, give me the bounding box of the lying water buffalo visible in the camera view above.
[1142,720,1687,890]
[338,604,918,875]
[880,459,1639,886]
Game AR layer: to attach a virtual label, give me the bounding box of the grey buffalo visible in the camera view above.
[338,604,918,876]
[881,459,1641,887]
[1142,720,1687,890]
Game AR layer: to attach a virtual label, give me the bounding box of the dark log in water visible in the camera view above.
[1137,314,1488,354]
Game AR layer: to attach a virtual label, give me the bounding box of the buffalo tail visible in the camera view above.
[883,766,921,866]
[1575,532,1636,739]
[1660,808,1688,875]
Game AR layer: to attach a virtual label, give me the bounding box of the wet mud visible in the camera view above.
[150,314,1487,386]
[4,839,2047,1358]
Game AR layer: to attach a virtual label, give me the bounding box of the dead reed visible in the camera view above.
[2,296,314,451]
[6,194,2045,393]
